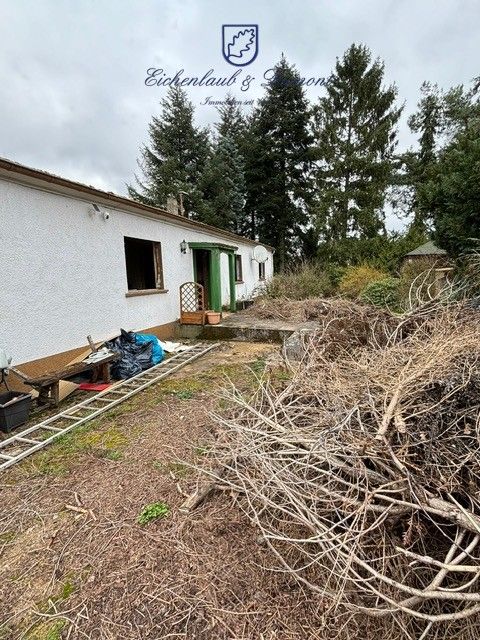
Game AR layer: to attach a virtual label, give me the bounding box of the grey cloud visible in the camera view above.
[0,0,478,230]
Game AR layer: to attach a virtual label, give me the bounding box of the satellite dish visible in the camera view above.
[252,245,269,263]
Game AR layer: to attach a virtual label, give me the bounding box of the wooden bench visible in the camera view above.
[12,353,119,407]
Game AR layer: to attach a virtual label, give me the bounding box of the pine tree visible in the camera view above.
[314,44,402,253]
[243,56,313,270]
[199,134,246,232]
[128,87,210,217]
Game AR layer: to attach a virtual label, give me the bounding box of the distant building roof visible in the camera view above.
[405,241,447,257]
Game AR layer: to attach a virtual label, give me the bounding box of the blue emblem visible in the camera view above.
[222,24,259,66]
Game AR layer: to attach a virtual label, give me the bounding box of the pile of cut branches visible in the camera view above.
[208,304,480,637]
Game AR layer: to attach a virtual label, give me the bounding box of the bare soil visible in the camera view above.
[0,342,343,639]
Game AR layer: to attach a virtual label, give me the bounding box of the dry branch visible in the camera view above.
[204,301,480,633]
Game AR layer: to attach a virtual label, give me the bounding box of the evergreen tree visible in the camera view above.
[419,85,480,256]
[243,56,313,270]
[196,95,247,232]
[215,94,246,142]
[398,80,478,247]
[313,44,402,256]
[199,134,246,232]
[128,87,210,217]
[395,83,446,233]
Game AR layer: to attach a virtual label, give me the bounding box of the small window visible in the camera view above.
[235,255,243,282]
[259,262,266,281]
[124,237,164,291]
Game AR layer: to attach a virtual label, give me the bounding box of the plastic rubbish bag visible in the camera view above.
[105,330,146,379]
[104,329,164,379]
[135,333,164,365]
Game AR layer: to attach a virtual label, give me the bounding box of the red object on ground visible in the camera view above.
[78,382,112,392]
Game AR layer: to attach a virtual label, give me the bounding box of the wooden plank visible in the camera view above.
[22,354,118,386]
[154,242,164,289]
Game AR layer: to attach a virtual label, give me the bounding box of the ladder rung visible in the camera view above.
[0,343,218,472]
[15,436,40,445]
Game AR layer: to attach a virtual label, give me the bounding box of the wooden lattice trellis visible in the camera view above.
[180,282,206,325]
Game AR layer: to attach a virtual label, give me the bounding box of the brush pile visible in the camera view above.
[210,302,480,636]
[244,294,395,325]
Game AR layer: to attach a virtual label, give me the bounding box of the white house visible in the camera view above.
[0,158,273,378]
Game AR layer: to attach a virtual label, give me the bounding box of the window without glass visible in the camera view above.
[235,255,243,282]
[124,237,164,291]
[259,261,266,281]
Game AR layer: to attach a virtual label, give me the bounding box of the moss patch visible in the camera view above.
[25,620,66,640]
[8,353,272,482]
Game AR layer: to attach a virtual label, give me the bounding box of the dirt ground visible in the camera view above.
[0,341,342,640]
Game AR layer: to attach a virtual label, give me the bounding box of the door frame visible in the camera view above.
[189,242,237,312]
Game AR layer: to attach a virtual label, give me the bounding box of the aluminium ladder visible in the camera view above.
[0,342,219,471]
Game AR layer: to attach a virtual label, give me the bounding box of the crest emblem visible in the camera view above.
[222,24,259,66]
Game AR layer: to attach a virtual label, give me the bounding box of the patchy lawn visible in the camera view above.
[0,342,333,639]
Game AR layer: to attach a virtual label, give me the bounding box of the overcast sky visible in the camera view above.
[0,0,478,228]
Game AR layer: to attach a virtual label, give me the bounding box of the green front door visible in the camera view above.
[189,242,237,313]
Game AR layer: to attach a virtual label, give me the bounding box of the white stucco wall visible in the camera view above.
[0,178,273,364]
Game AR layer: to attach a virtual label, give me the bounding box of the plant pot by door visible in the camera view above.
[206,311,222,325]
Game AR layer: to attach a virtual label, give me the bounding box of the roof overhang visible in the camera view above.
[188,242,238,252]
[0,157,273,250]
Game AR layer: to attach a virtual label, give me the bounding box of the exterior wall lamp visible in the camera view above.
[180,239,188,254]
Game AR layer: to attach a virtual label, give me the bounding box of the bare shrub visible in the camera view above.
[262,263,337,300]
[206,304,480,637]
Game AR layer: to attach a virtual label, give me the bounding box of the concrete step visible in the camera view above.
[199,323,295,343]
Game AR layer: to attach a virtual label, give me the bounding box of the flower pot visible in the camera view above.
[206,311,222,325]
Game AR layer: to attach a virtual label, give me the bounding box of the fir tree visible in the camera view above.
[418,83,480,256]
[215,94,246,142]
[199,134,246,232]
[397,82,444,233]
[243,56,313,270]
[398,81,475,236]
[314,44,402,252]
[128,87,210,217]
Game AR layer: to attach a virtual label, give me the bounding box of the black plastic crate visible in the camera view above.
[0,391,32,433]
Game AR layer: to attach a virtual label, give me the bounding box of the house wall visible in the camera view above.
[0,179,273,368]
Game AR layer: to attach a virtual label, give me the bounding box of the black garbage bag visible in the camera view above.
[105,329,154,379]
[109,351,142,380]
[130,340,153,371]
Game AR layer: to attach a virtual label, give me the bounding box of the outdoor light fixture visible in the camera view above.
[88,203,110,221]
[180,239,187,254]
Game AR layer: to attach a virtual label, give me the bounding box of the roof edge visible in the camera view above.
[0,157,273,250]
[405,241,447,256]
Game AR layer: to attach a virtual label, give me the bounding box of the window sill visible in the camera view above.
[125,288,169,298]
[235,280,244,285]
